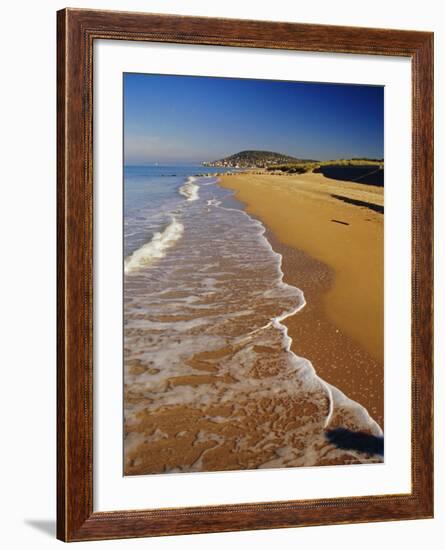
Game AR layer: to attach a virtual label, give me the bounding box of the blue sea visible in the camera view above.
[124,164,236,259]
[123,164,383,475]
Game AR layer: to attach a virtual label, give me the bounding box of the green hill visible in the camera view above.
[202,150,316,168]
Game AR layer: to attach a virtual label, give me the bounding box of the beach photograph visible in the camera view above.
[123,73,384,475]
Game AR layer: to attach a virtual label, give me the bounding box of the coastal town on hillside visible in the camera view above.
[201,150,384,185]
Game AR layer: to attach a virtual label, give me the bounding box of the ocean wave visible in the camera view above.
[124,218,184,274]
[206,198,221,207]
[179,176,199,201]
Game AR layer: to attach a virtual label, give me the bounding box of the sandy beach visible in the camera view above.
[124,170,384,476]
[219,172,384,428]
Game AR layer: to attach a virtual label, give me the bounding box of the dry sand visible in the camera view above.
[219,172,384,428]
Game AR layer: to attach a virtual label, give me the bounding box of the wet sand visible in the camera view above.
[219,172,384,428]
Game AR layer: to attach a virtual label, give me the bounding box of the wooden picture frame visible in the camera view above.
[57,8,434,542]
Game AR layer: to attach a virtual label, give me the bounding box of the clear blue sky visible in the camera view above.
[124,73,384,164]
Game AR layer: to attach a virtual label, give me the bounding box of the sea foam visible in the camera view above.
[124,218,184,274]
[179,177,199,201]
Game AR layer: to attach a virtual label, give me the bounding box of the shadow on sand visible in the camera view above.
[331,194,384,214]
[325,428,384,456]
[315,165,384,187]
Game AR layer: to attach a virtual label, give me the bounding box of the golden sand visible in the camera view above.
[219,171,384,427]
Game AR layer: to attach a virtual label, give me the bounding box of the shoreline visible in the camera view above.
[219,172,384,429]
[124,170,384,475]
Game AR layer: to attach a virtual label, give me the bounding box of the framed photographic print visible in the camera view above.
[57,8,434,542]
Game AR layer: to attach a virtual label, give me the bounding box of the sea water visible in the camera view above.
[124,164,382,474]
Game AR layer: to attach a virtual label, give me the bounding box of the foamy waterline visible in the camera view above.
[179,176,199,201]
[214,177,382,435]
[124,217,184,274]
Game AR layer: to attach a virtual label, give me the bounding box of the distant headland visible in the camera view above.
[202,150,317,169]
[202,150,384,186]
